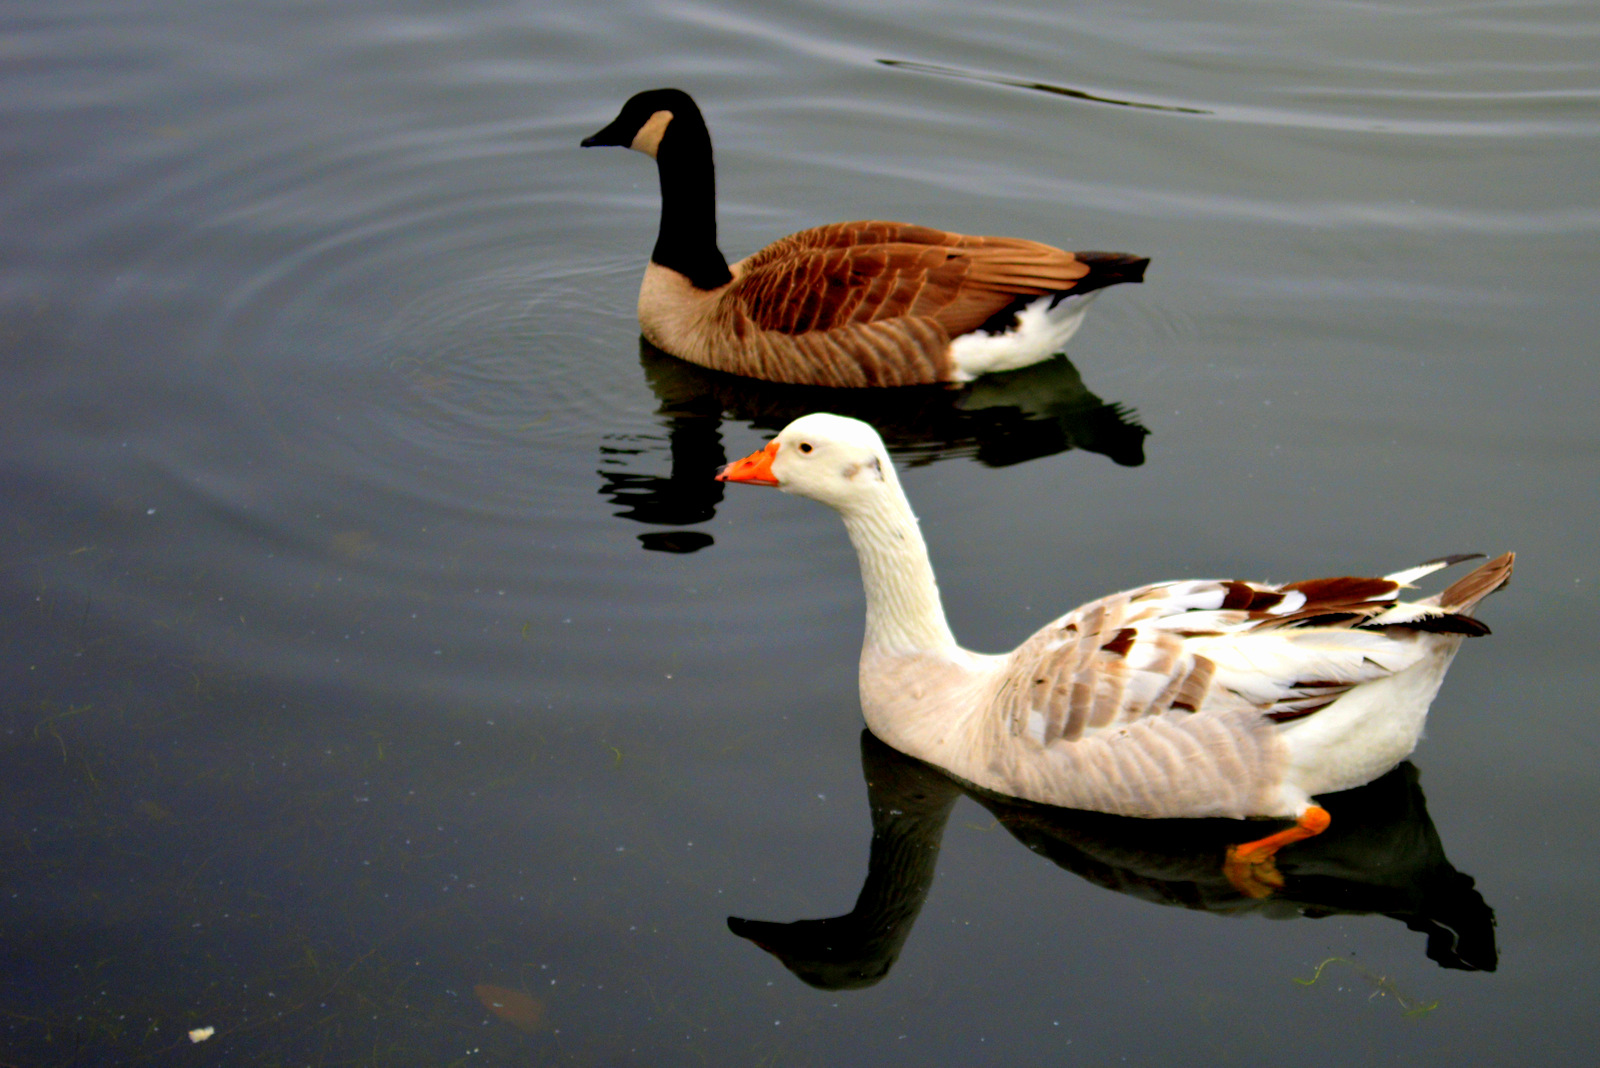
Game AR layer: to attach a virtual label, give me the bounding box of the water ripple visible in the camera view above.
[881,56,1600,139]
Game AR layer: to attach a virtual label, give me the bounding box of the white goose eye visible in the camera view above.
[797,442,813,454]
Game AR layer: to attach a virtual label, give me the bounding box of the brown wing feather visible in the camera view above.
[1435,552,1514,612]
[731,221,1091,337]
[994,591,1208,747]
[993,557,1513,748]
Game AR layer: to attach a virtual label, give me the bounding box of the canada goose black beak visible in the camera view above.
[580,118,631,148]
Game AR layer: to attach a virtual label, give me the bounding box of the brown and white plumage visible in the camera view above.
[583,89,1148,387]
[963,555,1509,819]
[717,414,1513,875]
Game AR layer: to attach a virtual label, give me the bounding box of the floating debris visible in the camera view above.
[1293,957,1439,1017]
[474,983,545,1033]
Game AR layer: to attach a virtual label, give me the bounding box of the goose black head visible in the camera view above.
[582,89,731,290]
[581,88,705,159]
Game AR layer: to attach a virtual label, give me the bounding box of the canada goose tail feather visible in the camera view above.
[1053,252,1149,303]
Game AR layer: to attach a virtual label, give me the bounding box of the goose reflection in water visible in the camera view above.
[598,339,1146,553]
[729,731,1496,991]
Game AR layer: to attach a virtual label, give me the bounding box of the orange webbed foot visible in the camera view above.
[1223,806,1332,899]
[1223,849,1285,899]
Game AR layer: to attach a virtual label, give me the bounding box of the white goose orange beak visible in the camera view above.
[716,440,779,486]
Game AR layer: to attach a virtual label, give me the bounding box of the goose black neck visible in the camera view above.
[651,117,733,291]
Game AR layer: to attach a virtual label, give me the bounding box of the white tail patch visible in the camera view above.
[948,293,1097,380]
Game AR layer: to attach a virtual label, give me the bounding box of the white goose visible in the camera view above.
[717,413,1513,894]
[582,89,1147,387]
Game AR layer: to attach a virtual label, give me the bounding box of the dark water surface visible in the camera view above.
[4,0,1597,1064]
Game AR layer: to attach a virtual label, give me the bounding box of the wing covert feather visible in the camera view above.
[992,566,1492,748]
[729,221,1092,336]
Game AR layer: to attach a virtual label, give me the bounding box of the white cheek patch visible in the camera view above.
[631,110,673,157]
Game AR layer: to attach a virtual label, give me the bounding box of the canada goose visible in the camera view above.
[582,89,1149,388]
[716,413,1514,894]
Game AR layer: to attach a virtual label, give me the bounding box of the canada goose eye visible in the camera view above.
[797,442,813,454]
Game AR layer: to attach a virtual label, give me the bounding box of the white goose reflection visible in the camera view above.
[729,731,1496,990]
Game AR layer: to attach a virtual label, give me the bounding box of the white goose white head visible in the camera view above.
[719,413,955,656]
[718,413,894,511]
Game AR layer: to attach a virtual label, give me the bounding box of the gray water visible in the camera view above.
[4,0,1598,1064]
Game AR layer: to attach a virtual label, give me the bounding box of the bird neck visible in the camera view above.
[839,482,959,657]
[650,118,733,291]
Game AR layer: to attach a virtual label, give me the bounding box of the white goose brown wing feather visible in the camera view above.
[992,563,1506,751]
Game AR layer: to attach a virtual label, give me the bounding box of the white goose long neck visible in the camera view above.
[836,477,959,657]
